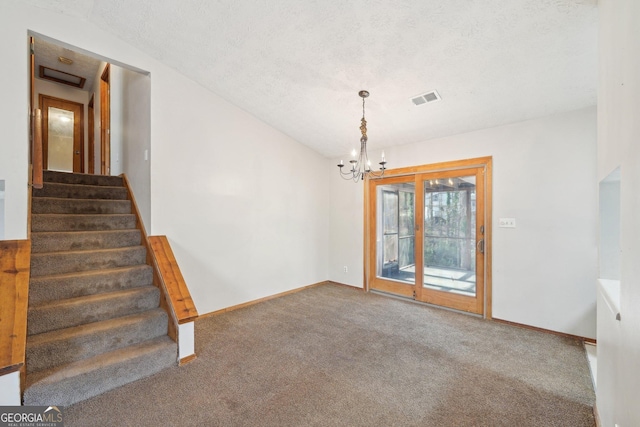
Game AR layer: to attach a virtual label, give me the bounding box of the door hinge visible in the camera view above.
[413,290,416,299]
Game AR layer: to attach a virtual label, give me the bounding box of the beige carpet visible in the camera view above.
[65,284,595,426]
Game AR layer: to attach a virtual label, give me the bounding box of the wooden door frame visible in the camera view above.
[365,156,493,318]
[39,94,85,173]
[413,167,485,314]
[100,64,110,175]
[88,95,95,174]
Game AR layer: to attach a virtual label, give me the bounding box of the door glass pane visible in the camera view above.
[48,107,74,172]
[377,183,415,283]
[423,176,476,296]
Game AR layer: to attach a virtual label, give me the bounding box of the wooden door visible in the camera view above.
[40,95,84,173]
[367,157,492,316]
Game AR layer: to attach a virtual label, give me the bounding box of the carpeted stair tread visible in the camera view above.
[43,170,124,187]
[33,182,128,200]
[32,197,131,215]
[23,336,177,406]
[26,309,169,374]
[31,213,136,232]
[28,286,161,335]
[31,229,142,253]
[30,245,147,277]
[27,171,176,406]
[29,265,153,305]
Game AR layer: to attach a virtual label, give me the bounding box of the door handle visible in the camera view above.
[75,150,80,155]
[477,239,484,254]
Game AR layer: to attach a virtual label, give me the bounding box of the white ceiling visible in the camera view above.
[34,37,103,91]
[22,0,598,158]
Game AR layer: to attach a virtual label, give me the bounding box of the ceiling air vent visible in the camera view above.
[411,90,441,106]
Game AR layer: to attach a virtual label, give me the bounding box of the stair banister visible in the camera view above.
[32,109,43,190]
[0,240,31,405]
[120,175,199,364]
[148,236,199,364]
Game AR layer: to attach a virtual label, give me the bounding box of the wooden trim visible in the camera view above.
[39,94,85,173]
[32,109,43,189]
[179,354,197,366]
[148,236,198,324]
[100,64,110,175]
[374,156,494,178]
[0,240,31,376]
[363,177,370,291]
[120,174,177,343]
[484,158,493,319]
[326,281,365,291]
[199,281,331,319]
[101,63,111,81]
[88,95,95,174]
[365,157,493,317]
[492,317,597,344]
[39,65,86,89]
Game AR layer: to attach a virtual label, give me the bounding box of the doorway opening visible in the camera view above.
[40,95,84,173]
[366,157,492,317]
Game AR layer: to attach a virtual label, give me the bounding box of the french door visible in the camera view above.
[367,158,491,316]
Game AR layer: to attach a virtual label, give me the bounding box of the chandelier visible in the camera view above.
[337,90,386,182]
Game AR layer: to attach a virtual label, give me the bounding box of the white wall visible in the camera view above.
[330,107,598,339]
[151,64,329,312]
[121,67,151,230]
[0,12,29,240]
[109,64,124,176]
[0,3,329,315]
[596,0,640,425]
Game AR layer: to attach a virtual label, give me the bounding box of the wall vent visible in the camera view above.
[411,90,441,106]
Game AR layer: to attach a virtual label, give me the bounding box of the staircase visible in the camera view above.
[24,171,177,406]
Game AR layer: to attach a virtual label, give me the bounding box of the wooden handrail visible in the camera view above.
[0,240,31,376]
[149,236,199,324]
[32,109,43,189]
[120,174,198,349]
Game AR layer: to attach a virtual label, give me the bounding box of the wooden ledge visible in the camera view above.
[0,240,31,375]
[149,236,198,324]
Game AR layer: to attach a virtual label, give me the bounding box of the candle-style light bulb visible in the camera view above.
[351,149,357,157]
[381,151,385,161]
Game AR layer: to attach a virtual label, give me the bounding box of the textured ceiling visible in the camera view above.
[22,0,598,158]
[34,37,103,91]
